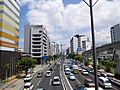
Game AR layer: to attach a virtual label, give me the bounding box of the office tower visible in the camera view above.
[110,24,120,43]
[0,0,20,51]
[24,25,49,63]
[0,0,20,80]
[70,37,78,54]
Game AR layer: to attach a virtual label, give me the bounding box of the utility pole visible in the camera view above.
[83,0,99,90]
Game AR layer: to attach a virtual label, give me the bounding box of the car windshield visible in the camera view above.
[54,78,59,81]
[105,80,110,83]
[24,85,30,88]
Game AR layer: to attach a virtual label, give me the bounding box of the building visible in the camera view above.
[24,23,31,53]
[70,37,78,54]
[82,41,120,75]
[110,24,120,43]
[49,42,59,56]
[0,0,21,80]
[24,25,49,63]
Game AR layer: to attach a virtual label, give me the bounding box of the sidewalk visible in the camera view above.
[0,64,48,90]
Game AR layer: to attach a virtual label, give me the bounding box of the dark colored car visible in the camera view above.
[84,78,95,87]
[49,67,53,72]
[74,84,86,90]
[37,72,43,77]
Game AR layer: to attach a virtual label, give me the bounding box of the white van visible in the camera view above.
[99,77,112,89]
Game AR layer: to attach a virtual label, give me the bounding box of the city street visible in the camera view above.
[35,64,63,90]
[64,59,120,90]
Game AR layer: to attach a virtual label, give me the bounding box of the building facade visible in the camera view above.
[24,25,49,63]
[110,24,120,43]
[0,0,20,51]
[70,37,78,54]
[0,0,21,80]
[24,23,31,53]
[49,42,59,56]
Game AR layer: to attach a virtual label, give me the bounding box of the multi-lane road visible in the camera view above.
[26,60,64,90]
[64,59,120,90]
[21,59,120,90]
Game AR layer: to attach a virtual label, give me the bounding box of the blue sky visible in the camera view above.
[19,0,81,48]
[19,0,120,48]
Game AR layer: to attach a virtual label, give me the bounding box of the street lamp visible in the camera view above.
[83,0,99,90]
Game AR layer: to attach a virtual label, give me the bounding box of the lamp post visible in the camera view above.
[83,0,99,90]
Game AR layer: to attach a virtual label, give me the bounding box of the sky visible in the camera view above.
[19,0,120,49]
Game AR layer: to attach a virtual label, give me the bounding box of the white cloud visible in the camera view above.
[21,0,120,48]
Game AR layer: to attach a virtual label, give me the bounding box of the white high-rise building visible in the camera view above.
[70,37,78,54]
[24,25,49,62]
[110,24,120,43]
[31,25,48,59]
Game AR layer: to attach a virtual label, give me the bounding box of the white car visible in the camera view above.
[82,70,89,75]
[46,71,51,77]
[24,82,34,90]
[69,73,76,80]
[99,77,112,89]
[52,76,61,85]
[24,74,32,82]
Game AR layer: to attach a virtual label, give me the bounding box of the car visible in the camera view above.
[68,73,76,80]
[81,70,89,75]
[37,72,43,77]
[100,73,109,79]
[65,68,71,75]
[99,77,112,89]
[74,84,103,90]
[24,74,32,82]
[52,76,61,85]
[46,71,51,77]
[84,78,95,87]
[49,67,53,71]
[74,84,86,90]
[24,82,34,90]
[78,67,82,71]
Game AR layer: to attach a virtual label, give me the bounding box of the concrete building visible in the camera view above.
[24,25,49,63]
[82,41,120,75]
[70,37,78,54]
[31,25,48,62]
[0,0,20,51]
[24,23,31,53]
[49,42,59,56]
[110,24,120,43]
[0,0,21,80]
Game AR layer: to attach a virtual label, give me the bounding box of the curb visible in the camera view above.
[1,79,18,90]
[110,78,120,87]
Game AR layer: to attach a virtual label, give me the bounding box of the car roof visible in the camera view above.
[99,77,109,81]
[54,76,59,79]
[24,82,32,86]
[47,70,51,72]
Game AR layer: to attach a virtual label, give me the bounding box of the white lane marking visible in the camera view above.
[34,77,43,90]
[60,65,66,90]
[75,77,81,84]
[50,78,52,85]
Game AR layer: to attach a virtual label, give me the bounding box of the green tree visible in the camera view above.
[17,57,37,75]
[74,54,82,62]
